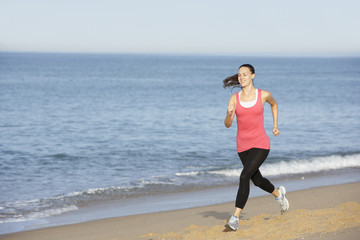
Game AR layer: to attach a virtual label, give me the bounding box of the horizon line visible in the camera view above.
[1,50,360,58]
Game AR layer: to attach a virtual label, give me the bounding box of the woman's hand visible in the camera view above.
[273,127,280,136]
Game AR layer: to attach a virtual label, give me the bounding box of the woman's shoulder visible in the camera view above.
[259,89,272,97]
[232,92,241,98]
[232,91,240,97]
[229,91,240,98]
[229,92,239,103]
[259,89,275,102]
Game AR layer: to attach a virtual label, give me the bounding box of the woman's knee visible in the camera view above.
[240,171,251,182]
[252,177,262,187]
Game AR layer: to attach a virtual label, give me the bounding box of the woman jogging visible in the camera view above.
[223,64,289,231]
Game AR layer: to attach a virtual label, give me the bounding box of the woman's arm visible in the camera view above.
[262,90,280,136]
[224,94,236,128]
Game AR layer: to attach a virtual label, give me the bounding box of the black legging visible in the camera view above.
[236,148,275,209]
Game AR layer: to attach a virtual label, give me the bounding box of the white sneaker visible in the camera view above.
[276,186,289,212]
[225,215,239,231]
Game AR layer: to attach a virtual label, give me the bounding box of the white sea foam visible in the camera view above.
[175,171,202,176]
[27,205,78,219]
[0,205,78,224]
[64,186,129,198]
[209,169,240,177]
[209,153,360,177]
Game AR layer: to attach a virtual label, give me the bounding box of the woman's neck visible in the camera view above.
[241,85,256,97]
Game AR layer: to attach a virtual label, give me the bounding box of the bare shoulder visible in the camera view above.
[261,90,274,100]
[229,93,237,103]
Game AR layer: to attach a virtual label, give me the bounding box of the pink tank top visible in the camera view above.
[235,89,270,152]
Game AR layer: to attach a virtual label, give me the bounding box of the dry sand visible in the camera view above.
[2,182,359,240]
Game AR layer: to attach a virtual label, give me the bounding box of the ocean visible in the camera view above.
[0,52,359,234]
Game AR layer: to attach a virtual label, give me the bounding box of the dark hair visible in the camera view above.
[223,64,255,89]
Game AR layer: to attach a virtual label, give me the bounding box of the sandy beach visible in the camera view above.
[2,182,359,240]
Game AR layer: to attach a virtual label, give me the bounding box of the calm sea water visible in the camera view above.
[0,53,360,232]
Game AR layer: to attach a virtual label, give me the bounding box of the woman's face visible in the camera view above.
[238,67,255,88]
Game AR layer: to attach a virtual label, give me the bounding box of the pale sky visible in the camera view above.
[1,0,359,56]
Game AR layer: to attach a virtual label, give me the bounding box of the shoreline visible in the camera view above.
[1,168,360,236]
[2,182,360,240]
